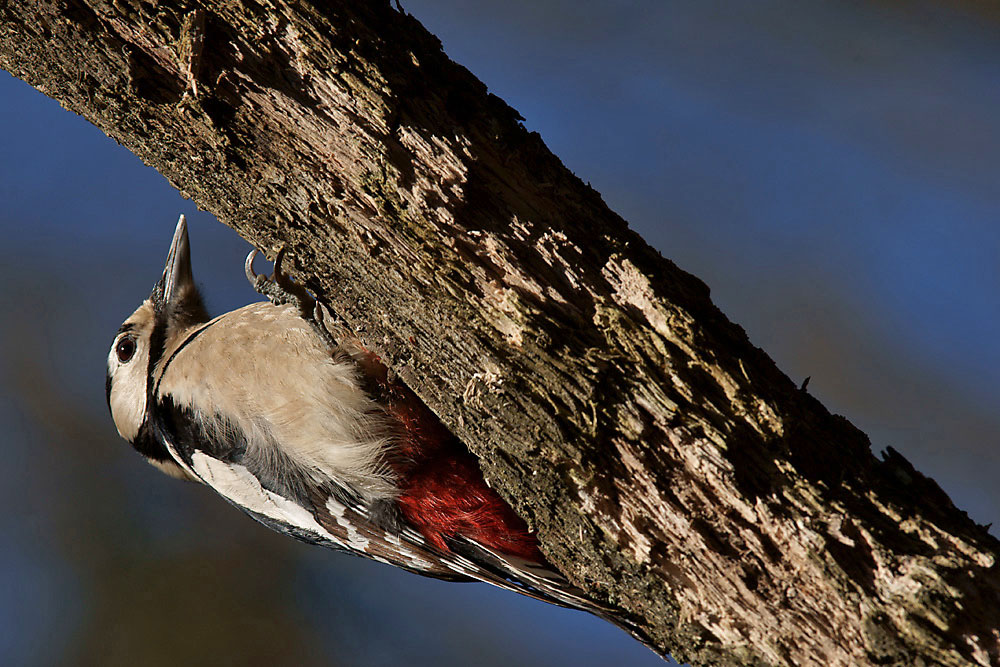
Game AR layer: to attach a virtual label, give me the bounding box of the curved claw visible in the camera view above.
[245,249,260,286]
[241,244,338,351]
[271,246,295,292]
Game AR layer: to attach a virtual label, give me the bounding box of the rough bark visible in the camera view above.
[2,2,998,665]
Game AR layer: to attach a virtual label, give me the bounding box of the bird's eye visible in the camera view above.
[116,336,137,363]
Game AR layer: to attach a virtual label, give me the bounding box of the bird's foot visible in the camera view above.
[245,247,339,349]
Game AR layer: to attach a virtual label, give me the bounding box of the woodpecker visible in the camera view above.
[106,215,644,637]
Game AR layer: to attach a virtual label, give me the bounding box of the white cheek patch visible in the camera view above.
[108,345,149,442]
[191,451,337,543]
[108,302,156,443]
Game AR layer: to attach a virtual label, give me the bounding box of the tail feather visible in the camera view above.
[450,537,663,658]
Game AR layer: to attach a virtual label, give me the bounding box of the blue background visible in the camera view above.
[1,1,998,665]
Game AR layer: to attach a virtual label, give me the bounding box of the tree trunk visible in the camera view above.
[2,2,997,664]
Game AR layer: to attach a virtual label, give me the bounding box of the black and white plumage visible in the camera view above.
[106,216,645,638]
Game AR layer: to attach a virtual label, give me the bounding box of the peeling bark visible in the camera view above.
[2,2,998,665]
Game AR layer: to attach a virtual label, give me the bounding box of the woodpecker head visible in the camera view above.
[106,215,209,479]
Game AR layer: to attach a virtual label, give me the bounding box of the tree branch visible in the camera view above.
[3,1,997,664]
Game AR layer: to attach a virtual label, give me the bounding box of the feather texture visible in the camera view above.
[105,217,653,654]
[156,302,397,504]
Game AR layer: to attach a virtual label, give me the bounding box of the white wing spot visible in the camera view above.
[326,497,371,551]
[191,452,337,543]
[397,547,433,570]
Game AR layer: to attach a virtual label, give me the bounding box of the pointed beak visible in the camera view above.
[152,215,194,310]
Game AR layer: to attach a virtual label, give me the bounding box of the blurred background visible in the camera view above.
[2,1,999,665]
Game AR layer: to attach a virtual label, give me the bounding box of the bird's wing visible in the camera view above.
[147,400,472,580]
[147,396,628,621]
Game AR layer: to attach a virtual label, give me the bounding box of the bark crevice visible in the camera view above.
[2,2,998,665]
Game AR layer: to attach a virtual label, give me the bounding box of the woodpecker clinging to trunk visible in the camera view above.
[106,215,647,644]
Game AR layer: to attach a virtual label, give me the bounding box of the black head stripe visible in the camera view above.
[105,372,113,413]
[137,309,191,463]
[144,313,218,436]
[146,317,169,402]
[152,318,219,398]
[138,317,220,472]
